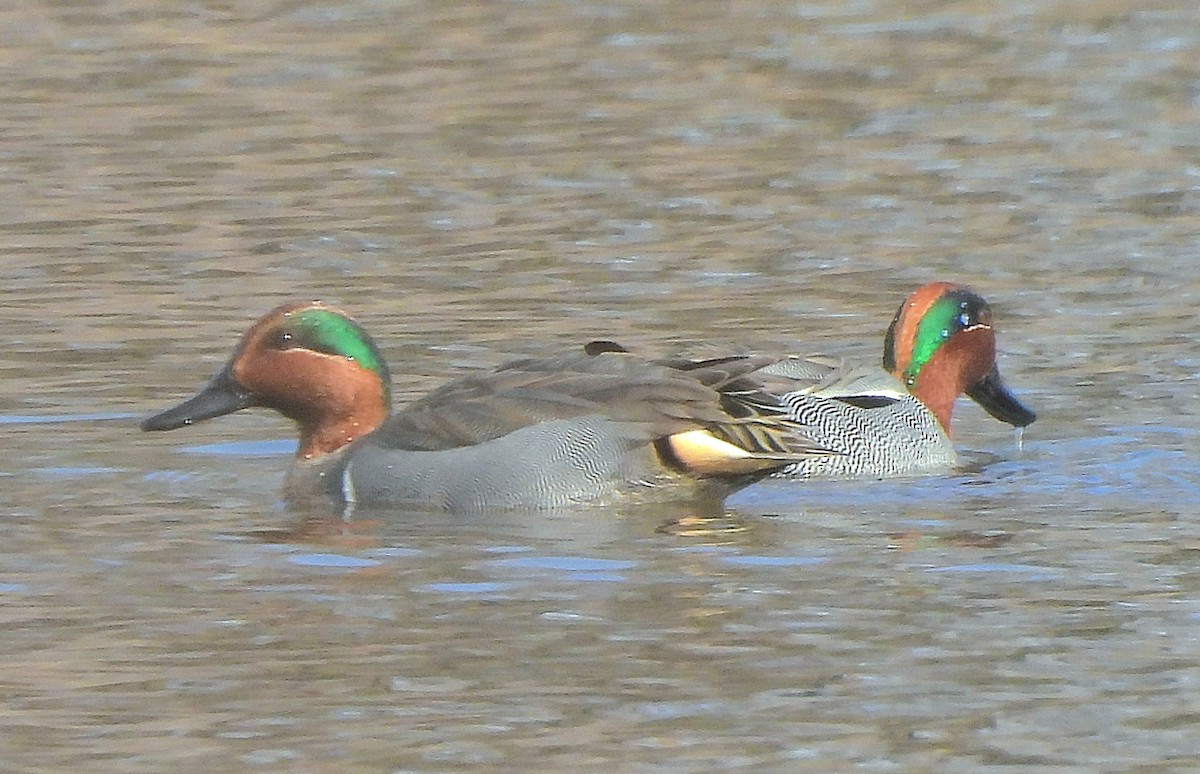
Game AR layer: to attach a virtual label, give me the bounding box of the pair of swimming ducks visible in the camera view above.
[142,282,1036,512]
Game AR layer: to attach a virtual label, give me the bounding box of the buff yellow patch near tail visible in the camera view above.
[659,430,783,476]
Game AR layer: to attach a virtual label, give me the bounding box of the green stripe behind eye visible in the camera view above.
[286,309,390,401]
[903,297,963,385]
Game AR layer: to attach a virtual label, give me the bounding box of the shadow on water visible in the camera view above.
[245,489,794,552]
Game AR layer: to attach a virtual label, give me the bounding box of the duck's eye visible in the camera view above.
[266,330,295,350]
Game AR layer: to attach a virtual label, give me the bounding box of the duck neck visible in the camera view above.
[904,329,994,437]
[283,365,390,461]
[296,401,388,460]
[910,378,956,436]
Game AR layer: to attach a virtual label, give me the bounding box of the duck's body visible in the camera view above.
[762,282,1036,480]
[762,356,958,478]
[141,302,832,512]
[282,348,828,511]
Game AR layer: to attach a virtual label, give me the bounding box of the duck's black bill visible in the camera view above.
[965,365,1037,428]
[141,369,253,431]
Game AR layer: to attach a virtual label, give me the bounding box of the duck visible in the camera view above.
[759,281,1037,479]
[140,301,835,512]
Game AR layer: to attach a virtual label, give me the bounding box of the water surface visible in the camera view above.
[1,1,1199,771]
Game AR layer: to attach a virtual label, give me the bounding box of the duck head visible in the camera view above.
[882,282,1036,434]
[141,301,392,460]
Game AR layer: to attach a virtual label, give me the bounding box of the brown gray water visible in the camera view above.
[2,1,1199,771]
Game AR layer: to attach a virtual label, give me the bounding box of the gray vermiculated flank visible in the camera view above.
[343,416,674,512]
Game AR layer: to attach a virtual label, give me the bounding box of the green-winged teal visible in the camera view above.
[141,301,835,512]
[762,282,1036,479]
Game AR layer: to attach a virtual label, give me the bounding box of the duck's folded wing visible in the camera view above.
[759,355,909,407]
[369,351,793,453]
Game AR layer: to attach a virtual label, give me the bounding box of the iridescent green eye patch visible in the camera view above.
[280,309,390,400]
[903,296,969,385]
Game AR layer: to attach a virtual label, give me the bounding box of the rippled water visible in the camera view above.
[2,1,1199,771]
